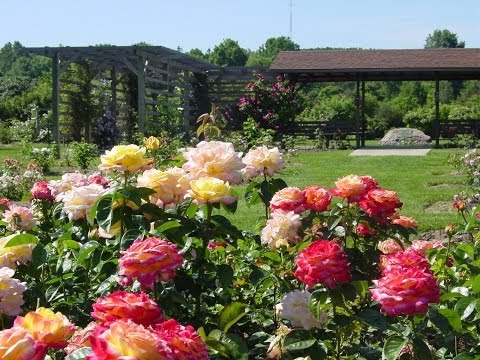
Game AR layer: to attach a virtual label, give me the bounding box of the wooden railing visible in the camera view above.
[439,119,480,139]
[286,120,357,139]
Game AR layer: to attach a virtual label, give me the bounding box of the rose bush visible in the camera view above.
[0,142,477,359]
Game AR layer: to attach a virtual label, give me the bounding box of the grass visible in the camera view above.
[224,148,467,232]
[0,143,467,232]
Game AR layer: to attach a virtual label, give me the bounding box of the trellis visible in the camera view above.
[25,46,220,152]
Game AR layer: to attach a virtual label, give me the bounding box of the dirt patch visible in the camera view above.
[416,229,472,243]
[425,201,454,213]
[427,183,453,189]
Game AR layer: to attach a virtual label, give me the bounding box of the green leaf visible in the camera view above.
[120,229,144,250]
[453,353,475,360]
[4,233,38,247]
[65,347,93,360]
[454,297,476,320]
[438,308,462,331]
[355,309,388,331]
[156,220,182,233]
[308,289,329,319]
[92,195,113,231]
[217,264,234,288]
[223,333,249,360]
[32,243,47,268]
[76,241,99,266]
[412,337,433,360]
[471,274,480,294]
[283,329,316,351]
[205,338,229,358]
[218,302,247,333]
[456,243,474,259]
[382,335,408,360]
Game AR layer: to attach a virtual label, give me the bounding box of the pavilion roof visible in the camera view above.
[270,48,480,81]
[25,45,220,73]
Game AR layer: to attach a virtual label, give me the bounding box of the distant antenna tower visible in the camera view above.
[289,0,293,40]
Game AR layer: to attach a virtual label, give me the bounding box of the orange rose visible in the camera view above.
[0,327,47,360]
[14,307,76,349]
[329,174,367,203]
[303,185,331,213]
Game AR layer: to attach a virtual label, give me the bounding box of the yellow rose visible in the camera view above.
[98,145,153,173]
[14,307,76,349]
[187,177,236,205]
[0,234,35,269]
[143,136,160,150]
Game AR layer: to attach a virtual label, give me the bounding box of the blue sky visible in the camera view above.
[2,0,479,51]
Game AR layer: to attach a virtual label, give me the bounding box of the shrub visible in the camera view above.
[71,141,99,170]
[0,121,13,144]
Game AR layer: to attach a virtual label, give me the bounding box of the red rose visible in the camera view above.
[359,188,402,219]
[294,240,351,289]
[91,290,165,326]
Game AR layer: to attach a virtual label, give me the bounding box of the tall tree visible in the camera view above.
[208,39,248,67]
[424,29,465,48]
[246,36,299,67]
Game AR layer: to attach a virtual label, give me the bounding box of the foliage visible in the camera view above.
[61,61,100,143]
[226,72,302,137]
[27,145,56,174]
[424,29,466,48]
[196,104,221,141]
[92,107,117,150]
[0,158,42,200]
[368,102,404,138]
[246,36,299,67]
[208,38,248,67]
[71,141,99,170]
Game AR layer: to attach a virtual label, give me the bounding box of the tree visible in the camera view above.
[208,39,248,67]
[246,36,299,67]
[187,48,208,61]
[0,41,23,73]
[424,29,465,48]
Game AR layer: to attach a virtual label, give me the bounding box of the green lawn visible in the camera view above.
[224,148,466,232]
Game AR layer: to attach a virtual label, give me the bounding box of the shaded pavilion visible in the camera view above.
[270,48,480,147]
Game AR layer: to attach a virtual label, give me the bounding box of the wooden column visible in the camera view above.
[137,56,146,135]
[52,52,60,158]
[355,79,361,149]
[183,71,191,132]
[111,67,117,117]
[435,78,440,147]
[361,80,366,147]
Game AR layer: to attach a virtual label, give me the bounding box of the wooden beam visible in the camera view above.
[361,80,366,147]
[122,57,138,76]
[355,79,360,149]
[435,78,440,147]
[183,71,191,132]
[137,56,146,135]
[111,67,117,118]
[52,52,60,157]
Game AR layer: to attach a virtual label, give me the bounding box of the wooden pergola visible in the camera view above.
[270,48,480,147]
[25,45,220,150]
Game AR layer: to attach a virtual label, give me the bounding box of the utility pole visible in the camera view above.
[289,0,293,40]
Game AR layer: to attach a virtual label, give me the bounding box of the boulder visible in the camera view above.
[380,128,431,145]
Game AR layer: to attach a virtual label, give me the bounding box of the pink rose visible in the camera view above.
[270,187,305,214]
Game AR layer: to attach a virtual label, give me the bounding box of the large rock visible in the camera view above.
[380,128,431,145]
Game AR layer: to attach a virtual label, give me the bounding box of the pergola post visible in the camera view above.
[361,80,366,147]
[137,56,146,135]
[52,51,60,158]
[355,79,361,149]
[111,67,117,117]
[434,78,440,147]
[183,71,191,132]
